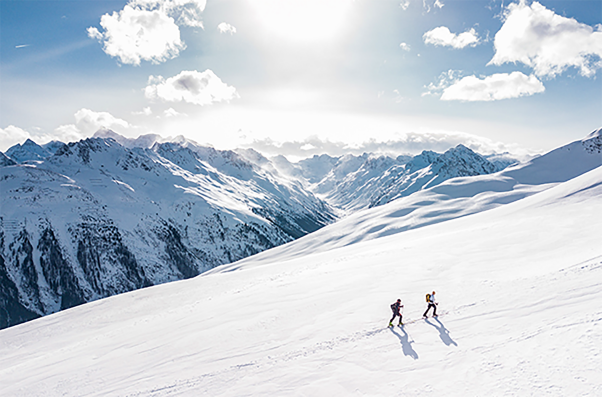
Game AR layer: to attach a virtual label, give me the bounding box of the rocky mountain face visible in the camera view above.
[0,135,335,328]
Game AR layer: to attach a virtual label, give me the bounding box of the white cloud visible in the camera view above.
[489,1,602,77]
[399,42,411,51]
[0,125,34,152]
[126,0,207,27]
[164,107,185,117]
[423,26,480,49]
[423,69,463,96]
[400,1,410,11]
[0,117,125,151]
[88,0,206,65]
[133,107,153,116]
[55,108,132,141]
[439,72,545,102]
[217,22,237,35]
[145,69,238,106]
[0,121,115,151]
[87,27,103,40]
[89,6,183,65]
[393,89,405,103]
[423,0,444,13]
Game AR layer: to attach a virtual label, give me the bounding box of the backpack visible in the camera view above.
[426,293,431,303]
[390,303,397,310]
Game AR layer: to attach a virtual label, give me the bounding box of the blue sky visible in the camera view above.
[1,0,601,158]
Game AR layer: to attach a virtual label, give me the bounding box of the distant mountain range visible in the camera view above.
[5,129,595,329]
[272,144,517,211]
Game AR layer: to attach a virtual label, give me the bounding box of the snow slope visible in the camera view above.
[0,165,600,394]
[221,129,602,261]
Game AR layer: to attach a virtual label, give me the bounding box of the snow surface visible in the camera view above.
[0,157,601,396]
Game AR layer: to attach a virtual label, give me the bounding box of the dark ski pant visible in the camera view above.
[423,303,437,317]
[390,311,402,324]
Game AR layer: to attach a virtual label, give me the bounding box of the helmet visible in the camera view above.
[397,299,401,302]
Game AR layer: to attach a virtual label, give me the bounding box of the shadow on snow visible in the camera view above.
[389,326,419,359]
[425,317,457,346]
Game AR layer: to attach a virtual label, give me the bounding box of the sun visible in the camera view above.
[251,0,353,43]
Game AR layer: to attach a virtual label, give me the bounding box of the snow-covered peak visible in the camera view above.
[582,128,601,154]
[584,126,601,140]
[93,129,163,149]
[296,153,340,183]
[5,138,52,163]
[235,148,270,166]
[41,140,68,155]
[503,131,602,185]
[152,141,256,181]
[405,150,440,173]
[51,136,127,167]
[430,144,495,179]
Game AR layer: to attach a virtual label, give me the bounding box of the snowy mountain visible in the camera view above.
[274,144,517,212]
[0,132,600,396]
[0,135,335,329]
[232,129,601,261]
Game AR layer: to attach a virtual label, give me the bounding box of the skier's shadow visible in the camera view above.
[389,326,419,359]
[425,317,457,346]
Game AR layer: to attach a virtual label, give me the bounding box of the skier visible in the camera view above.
[423,291,437,318]
[389,298,404,326]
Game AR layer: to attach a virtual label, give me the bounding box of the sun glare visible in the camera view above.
[251,0,353,42]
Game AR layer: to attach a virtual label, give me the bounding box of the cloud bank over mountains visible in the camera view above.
[242,130,534,160]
